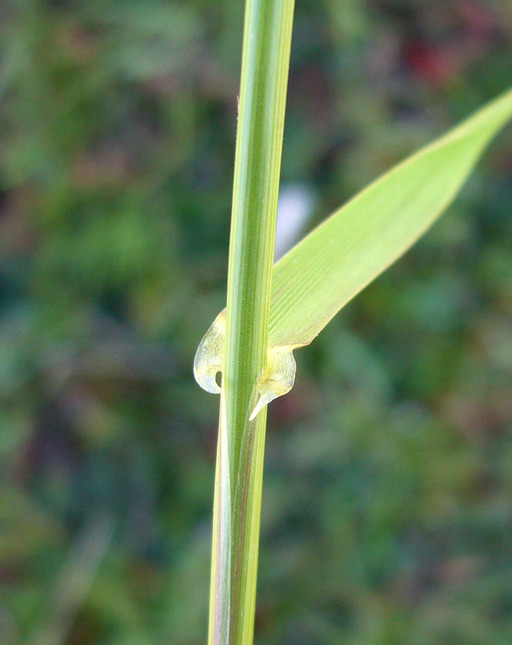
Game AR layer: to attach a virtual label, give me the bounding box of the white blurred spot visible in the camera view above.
[274,183,316,260]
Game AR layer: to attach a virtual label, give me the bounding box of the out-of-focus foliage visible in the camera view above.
[1,1,511,643]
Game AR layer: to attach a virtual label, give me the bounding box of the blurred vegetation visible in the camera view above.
[1,1,512,643]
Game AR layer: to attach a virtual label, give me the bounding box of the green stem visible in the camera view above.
[208,1,295,644]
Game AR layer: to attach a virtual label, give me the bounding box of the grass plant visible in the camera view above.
[194,3,512,644]
[2,2,512,643]
[196,1,296,643]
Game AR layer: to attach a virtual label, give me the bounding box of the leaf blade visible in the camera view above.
[269,89,512,348]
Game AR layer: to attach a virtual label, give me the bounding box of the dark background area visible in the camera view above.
[1,1,512,643]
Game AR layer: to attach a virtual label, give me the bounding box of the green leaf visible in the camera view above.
[269,88,512,349]
[195,89,512,420]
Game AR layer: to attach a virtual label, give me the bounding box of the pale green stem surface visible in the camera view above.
[208,1,295,644]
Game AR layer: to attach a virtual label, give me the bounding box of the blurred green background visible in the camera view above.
[1,1,512,643]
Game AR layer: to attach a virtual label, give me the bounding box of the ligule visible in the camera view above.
[249,347,296,421]
[194,308,297,420]
[193,310,226,395]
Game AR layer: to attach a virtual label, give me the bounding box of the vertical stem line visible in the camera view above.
[208,1,295,644]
